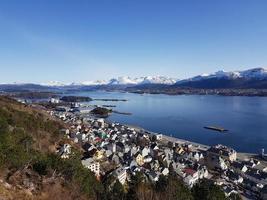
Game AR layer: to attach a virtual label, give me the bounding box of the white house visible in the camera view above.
[58,144,72,159]
[156,134,163,140]
[142,146,150,157]
[50,98,60,104]
[162,168,169,176]
[144,155,153,163]
[241,165,248,173]
[113,167,127,185]
[183,168,199,188]
[82,158,100,177]
[198,166,209,179]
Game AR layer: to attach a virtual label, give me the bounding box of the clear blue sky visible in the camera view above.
[1,0,267,83]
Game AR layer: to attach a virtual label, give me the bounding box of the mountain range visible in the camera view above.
[41,67,267,88]
[174,68,267,89]
[41,76,178,87]
[1,68,267,92]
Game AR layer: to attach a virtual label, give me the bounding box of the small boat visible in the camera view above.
[204,126,228,132]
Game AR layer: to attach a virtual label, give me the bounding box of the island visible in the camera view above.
[90,107,112,117]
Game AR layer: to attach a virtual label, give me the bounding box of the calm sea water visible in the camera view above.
[70,91,267,153]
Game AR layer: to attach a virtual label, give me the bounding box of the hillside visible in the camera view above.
[0,96,102,200]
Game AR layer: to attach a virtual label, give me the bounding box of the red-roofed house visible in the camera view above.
[183,168,199,187]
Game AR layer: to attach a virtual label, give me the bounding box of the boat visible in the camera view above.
[204,126,228,132]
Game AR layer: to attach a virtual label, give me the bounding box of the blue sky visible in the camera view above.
[0,0,267,83]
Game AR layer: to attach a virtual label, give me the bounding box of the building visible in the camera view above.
[106,143,116,153]
[183,168,199,188]
[57,144,71,159]
[144,155,153,163]
[156,134,163,140]
[93,149,105,160]
[223,186,238,197]
[148,171,159,182]
[135,153,144,166]
[161,168,169,176]
[50,98,60,104]
[232,161,248,173]
[113,167,127,185]
[96,118,105,128]
[206,155,228,171]
[81,158,100,177]
[207,144,237,162]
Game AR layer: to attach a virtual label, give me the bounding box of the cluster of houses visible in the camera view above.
[205,144,267,199]
[49,100,267,199]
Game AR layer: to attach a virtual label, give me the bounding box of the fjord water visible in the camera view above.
[77,91,267,153]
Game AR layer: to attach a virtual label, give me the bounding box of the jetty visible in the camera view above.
[204,126,228,132]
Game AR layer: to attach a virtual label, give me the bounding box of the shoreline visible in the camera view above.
[122,123,258,160]
[123,124,213,150]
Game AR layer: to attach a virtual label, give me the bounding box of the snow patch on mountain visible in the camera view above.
[41,81,66,87]
[139,76,177,85]
[108,76,139,85]
[79,80,108,86]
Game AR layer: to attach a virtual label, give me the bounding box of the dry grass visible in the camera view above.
[0,96,89,200]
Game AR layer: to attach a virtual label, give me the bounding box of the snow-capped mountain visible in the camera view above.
[175,67,267,89]
[139,76,177,85]
[239,68,267,79]
[107,76,177,85]
[107,76,139,85]
[178,68,267,83]
[39,76,177,87]
[7,68,267,90]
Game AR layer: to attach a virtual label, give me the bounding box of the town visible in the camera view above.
[19,96,266,200]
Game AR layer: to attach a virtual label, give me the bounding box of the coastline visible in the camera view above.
[126,88,267,97]
[123,123,258,161]
[124,124,210,150]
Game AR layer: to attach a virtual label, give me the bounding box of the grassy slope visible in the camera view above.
[0,96,101,200]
